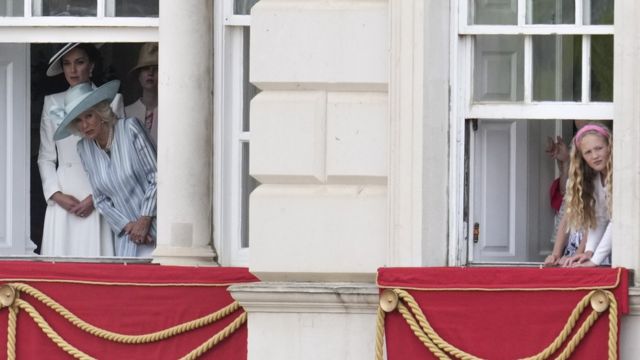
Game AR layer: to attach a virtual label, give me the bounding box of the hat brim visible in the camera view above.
[128,61,158,77]
[46,43,103,77]
[53,80,120,141]
[46,43,80,77]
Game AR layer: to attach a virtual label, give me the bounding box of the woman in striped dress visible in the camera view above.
[53,80,156,257]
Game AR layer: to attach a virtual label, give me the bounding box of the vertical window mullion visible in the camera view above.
[31,0,41,17]
[575,0,583,25]
[459,0,469,29]
[524,35,532,103]
[23,0,32,17]
[582,34,591,102]
[517,0,526,26]
[96,0,106,18]
[104,0,115,17]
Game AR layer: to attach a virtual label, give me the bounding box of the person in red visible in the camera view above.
[125,43,158,146]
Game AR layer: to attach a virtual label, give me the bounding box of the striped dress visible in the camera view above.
[77,117,157,257]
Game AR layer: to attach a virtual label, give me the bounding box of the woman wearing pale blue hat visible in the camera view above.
[38,43,124,257]
[54,80,157,257]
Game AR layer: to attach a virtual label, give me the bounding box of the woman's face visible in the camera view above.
[72,109,105,140]
[138,65,158,91]
[579,133,610,173]
[62,47,93,86]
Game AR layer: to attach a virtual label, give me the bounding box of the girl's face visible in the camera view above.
[72,109,105,140]
[62,47,93,86]
[138,65,158,91]
[579,133,610,173]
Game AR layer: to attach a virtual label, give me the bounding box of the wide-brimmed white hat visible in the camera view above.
[46,43,101,77]
[53,80,120,141]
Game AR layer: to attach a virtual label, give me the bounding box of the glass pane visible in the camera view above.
[533,35,581,101]
[584,0,613,25]
[242,27,259,132]
[470,0,517,25]
[241,142,260,248]
[0,0,24,16]
[473,35,524,102]
[527,0,574,24]
[39,0,96,16]
[115,0,158,17]
[234,0,259,15]
[590,35,613,102]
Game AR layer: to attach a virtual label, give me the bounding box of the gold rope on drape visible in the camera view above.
[375,288,618,360]
[0,283,247,360]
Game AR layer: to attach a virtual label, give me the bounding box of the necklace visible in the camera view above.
[96,126,114,153]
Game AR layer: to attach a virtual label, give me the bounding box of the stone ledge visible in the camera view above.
[229,282,379,314]
[630,287,640,316]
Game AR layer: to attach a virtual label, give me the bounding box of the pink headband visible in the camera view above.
[573,124,610,147]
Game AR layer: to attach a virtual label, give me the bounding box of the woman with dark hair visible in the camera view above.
[38,43,124,256]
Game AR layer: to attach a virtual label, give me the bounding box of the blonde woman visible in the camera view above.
[564,123,613,267]
[53,80,156,257]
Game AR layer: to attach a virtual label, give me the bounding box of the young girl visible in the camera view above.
[564,123,612,267]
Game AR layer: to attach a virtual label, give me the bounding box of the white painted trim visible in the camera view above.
[575,0,583,26]
[213,0,251,267]
[388,0,425,266]
[449,7,470,267]
[523,35,532,103]
[96,0,106,18]
[0,17,158,26]
[0,27,158,43]
[517,0,525,26]
[458,0,468,30]
[213,0,226,265]
[581,34,591,102]
[467,102,613,119]
[459,25,613,35]
[224,15,251,26]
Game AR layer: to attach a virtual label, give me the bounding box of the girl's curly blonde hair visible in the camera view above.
[565,123,612,232]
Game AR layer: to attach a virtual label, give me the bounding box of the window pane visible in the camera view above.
[470,0,517,25]
[38,0,96,16]
[115,0,158,17]
[590,35,613,102]
[527,0,574,24]
[241,142,259,249]
[533,35,581,101]
[474,35,524,102]
[584,0,613,25]
[0,0,24,16]
[234,0,259,15]
[243,27,259,132]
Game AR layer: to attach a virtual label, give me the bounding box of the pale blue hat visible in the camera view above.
[53,80,120,141]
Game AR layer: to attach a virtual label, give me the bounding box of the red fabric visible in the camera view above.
[379,267,629,360]
[549,177,563,212]
[0,261,258,360]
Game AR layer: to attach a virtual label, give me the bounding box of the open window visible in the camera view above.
[0,1,159,259]
[455,0,613,264]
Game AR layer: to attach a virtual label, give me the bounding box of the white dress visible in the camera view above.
[38,88,124,257]
[585,173,612,265]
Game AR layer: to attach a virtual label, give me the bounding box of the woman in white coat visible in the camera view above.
[38,43,123,256]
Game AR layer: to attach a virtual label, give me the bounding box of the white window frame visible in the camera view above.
[449,0,614,265]
[213,0,252,266]
[0,6,158,259]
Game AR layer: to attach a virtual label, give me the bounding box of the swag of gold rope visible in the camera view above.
[374,288,618,360]
[0,282,247,360]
